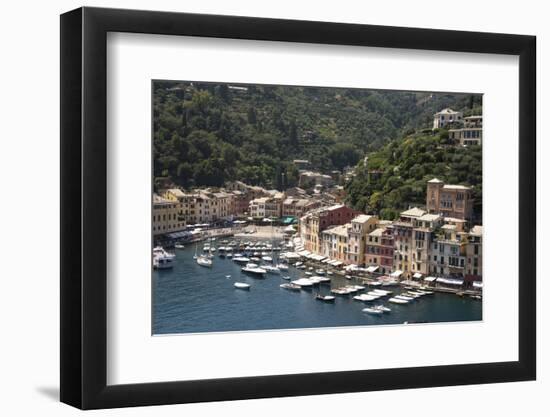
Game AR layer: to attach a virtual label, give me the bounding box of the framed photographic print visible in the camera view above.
[60,6,536,409]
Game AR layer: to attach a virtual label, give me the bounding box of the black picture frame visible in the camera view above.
[60,6,536,410]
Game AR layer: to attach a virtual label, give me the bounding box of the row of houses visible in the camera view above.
[299,179,482,281]
[153,181,336,236]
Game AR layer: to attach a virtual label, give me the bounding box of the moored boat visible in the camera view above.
[315,294,335,302]
[280,283,301,291]
[362,307,384,315]
[196,255,213,267]
[234,282,251,290]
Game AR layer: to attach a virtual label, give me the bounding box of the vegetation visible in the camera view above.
[345,130,482,220]
[153,81,481,190]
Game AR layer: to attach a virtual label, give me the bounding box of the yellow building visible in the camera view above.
[153,194,185,236]
[347,214,378,266]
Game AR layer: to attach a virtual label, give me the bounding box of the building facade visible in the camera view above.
[426,178,474,221]
[153,194,185,236]
[433,108,463,129]
[347,214,378,266]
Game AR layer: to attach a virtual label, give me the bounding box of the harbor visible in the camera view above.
[152,238,482,335]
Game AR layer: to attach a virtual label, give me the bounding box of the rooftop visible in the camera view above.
[443,184,471,191]
[417,213,441,222]
[435,108,460,115]
[352,214,374,224]
[369,228,385,237]
[401,207,426,218]
[166,188,185,197]
[322,224,349,237]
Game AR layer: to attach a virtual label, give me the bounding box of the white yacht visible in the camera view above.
[242,263,266,276]
[196,255,213,267]
[234,282,251,290]
[233,256,251,264]
[362,307,384,315]
[276,263,289,271]
[262,265,281,274]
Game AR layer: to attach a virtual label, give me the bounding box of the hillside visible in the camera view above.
[153,80,481,190]
[345,131,482,220]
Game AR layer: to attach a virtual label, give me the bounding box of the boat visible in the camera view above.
[153,246,176,269]
[395,295,414,301]
[291,278,314,288]
[353,294,378,302]
[196,255,213,267]
[369,281,382,286]
[295,262,303,267]
[242,263,267,276]
[153,246,175,259]
[174,243,185,249]
[327,271,333,276]
[388,297,409,304]
[311,276,331,284]
[280,283,301,291]
[374,305,391,313]
[153,255,174,269]
[233,256,251,264]
[371,289,392,296]
[304,271,313,276]
[276,263,289,271]
[262,265,281,274]
[362,307,384,315]
[315,269,325,275]
[331,288,352,296]
[281,275,291,280]
[315,294,335,302]
[345,275,352,280]
[234,282,251,290]
[225,275,231,278]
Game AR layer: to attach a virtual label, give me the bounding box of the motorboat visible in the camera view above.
[281,275,291,280]
[174,243,185,249]
[331,288,352,296]
[327,271,333,276]
[362,307,384,315]
[315,269,325,275]
[371,289,392,296]
[291,278,314,288]
[233,256,251,264]
[315,294,335,302]
[369,281,382,286]
[262,265,281,274]
[196,255,213,267]
[374,305,391,313]
[153,246,175,269]
[389,297,409,304]
[276,263,289,271]
[311,275,331,284]
[304,271,313,276]
[395,295,415,301]
[353,294,379,302]
[242,263,267,276]
[153,246,175,259]
[153,255,174,269]
[280,283,301,291]
[234,282,251,290]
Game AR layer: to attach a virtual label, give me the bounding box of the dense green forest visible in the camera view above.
[345,130,482,221]
[153,81,481,190]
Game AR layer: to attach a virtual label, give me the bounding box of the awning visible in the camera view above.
[390,270,403,278]
[472,281,483,288]
[413,272,423,279]
[331,261,343,267]
[366,265,379,273]
[424,276,437,282]
[436,277,464,286]
[262,218,273,222]
[322,258,331,264]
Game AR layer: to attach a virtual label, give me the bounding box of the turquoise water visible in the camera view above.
[153,244,482,335]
